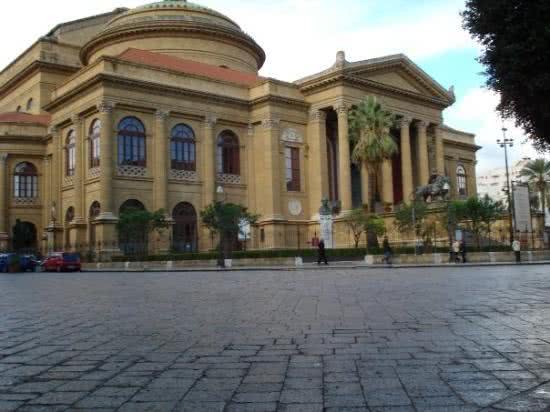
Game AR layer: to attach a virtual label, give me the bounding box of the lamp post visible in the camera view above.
[497,128,514,245]
[215,185,226,268]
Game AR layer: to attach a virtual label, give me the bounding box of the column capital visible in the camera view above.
[155,109,170,120]
[261,119,280,129]
[204,114,217,128]
[97,100,115,114]
[399,116,412,128]
[416,120,429,129]
[71,114,84,125]
[47,125,58,136]
[335,104,349,117]
[309,110,326,122]
[0,152,8,163]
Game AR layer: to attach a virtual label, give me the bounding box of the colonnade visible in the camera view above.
[307,104,446,214]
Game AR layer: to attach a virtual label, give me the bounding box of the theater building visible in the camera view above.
[0,0,479,256]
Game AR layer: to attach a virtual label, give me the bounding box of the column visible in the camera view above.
[416,120,430,186]
[336,104,352,212]
[154,110,169,214]
[381,159,394,209]
[400,117,414,203]
[261,118,282,220]
[0,153,8,250]
[434,125,445,175]
[72,115,85,223]
[95,101,118,259]
[97,101,116,221]
[202,115,217,208]
[308,110,328,218]
[360,163,370,208]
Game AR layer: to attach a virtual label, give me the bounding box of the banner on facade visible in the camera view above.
[513,185,532,232]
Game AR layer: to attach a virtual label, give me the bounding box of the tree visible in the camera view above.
[479,195,505,238]
[441,200,467,248]
[201,202,259,266]
[462,1,550,150]
[458,196,504,250]
[394,201,439,250]
[117,209,170,256]
[520,159,550,229]
[365,214,386,250]
[349,96,398,209]
[343,208,369,248]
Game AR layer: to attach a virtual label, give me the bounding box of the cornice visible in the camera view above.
[299,72,450,109]
[0,61,79,99]
[44,73,251,112]
[443,138,482,152]
[249,94,309,110]
[80,22,265,68]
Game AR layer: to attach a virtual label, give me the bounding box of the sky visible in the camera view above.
[1,0,546,175]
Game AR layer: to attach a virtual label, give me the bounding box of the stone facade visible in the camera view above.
[0,0,479,255]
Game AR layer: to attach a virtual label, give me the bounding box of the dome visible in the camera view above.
[80,0,265,73]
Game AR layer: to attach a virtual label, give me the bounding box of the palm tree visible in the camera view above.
[349,96,398,211]
[519,159,550,229]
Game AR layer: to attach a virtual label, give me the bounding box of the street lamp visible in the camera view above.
[497,128,514,245]
[215,185,226,268]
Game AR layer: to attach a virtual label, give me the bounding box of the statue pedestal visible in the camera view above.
[319,212,334,249]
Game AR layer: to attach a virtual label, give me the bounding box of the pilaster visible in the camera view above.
[434,125,445,175]
[71,115,85,224]
[202,115,217,208]
[97,100,117,222]
[308,109,328,218]
[154,109,169,216]
[0,153,8,250]
[336,104,352,212]
[261,118,283,220]
[400,117,414,203]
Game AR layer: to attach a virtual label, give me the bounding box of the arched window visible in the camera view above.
[456,165,467,196]
[66,130,76,176]
[117,117,146,167]
[13,162,38,198]
[89,119,101,168]
[26,98,33,111]
[171,124,196,171]
[216,130,240,175]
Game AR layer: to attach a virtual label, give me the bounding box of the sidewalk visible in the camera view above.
[82,260,550,273]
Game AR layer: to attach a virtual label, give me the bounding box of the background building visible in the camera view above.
[477,159,530,203]
[0,0,479,256]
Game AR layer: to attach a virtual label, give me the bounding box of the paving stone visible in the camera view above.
[2,267,550,411]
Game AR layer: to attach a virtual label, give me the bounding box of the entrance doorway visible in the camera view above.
[172,202,198,252]
[12,220,37,253]
[118,199,147,256]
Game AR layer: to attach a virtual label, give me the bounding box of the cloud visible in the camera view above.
[445,88,541,174]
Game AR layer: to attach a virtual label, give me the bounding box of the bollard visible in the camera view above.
[295,257,304,267]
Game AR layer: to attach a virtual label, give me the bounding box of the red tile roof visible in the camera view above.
[0,112,51,126]
[117,48,262,87]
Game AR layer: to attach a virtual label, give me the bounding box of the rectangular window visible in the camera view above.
[285,147,300,192]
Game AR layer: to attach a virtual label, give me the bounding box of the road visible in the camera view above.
[1,266,550,411]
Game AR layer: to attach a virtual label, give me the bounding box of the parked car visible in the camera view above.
[0,253,18,273]
[19,255,39,272]
[42,253,81,272]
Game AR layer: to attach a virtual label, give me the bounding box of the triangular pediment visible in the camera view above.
[345,55,454,104]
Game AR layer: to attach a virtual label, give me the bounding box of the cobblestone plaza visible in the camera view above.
[1,266,550,411]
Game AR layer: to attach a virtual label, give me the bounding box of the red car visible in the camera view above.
[42,253,82,272]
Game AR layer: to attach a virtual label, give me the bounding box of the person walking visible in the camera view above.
[317,239,328,265]
[383,236,393,265]
[452,239,461,263]
[512,239,521,263]
[460,240,467,264]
